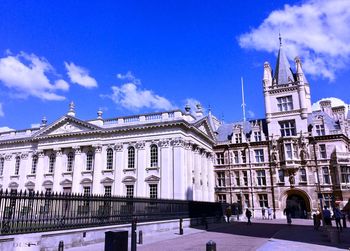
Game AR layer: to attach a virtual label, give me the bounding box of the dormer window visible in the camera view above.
[235,133,242,143]
[277,96,293,111]
[315,124,325,136]
[254,131,262,142]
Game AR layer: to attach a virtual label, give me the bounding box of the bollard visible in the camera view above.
[138,230,143,244]
[206,240,216,251]
[179,218,183,235]
[58,241,64,251]
[131,218,137,251]
[342,215,347,228]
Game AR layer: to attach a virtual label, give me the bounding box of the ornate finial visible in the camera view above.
[97,108,103,119]
[67,101,76,117]
[185,104,191,113]
[41,116,47,126]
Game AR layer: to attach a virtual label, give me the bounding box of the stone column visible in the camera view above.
[92,144,103,195]
[207,153,215,202]
[160,139,171,199]
[34,151,45,192]
[19,153,29,190]
[53,149,63,193]
[185,141,194,200]
[135,142,146,197]
[3,154,13,190]
[173,138,185,200]
[193,147,201,201]
[201,151,208,201]
[113,143,123,196]
[72,147,82,193]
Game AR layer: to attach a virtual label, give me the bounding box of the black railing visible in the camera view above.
[0,190,223,235]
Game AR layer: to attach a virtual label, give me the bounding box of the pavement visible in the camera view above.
[67,218,350,251]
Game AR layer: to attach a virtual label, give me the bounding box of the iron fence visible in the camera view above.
[0,190,223,235]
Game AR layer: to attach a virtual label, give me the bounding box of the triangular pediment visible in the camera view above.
[145,175,160,182]
[192,117,216,140]
[33,115,100,138]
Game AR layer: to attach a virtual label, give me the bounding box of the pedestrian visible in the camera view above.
[323,206,332,226]
[262,207,266,219]
[225,206,232,223]
[267,207,273,220]
[313,211,321,230]
[246,208,252,225]
[343,198,350,223]
[283,207,292,225]
[333,206,343,231]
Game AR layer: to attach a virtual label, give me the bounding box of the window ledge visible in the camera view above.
[10,175,19,179]
[102,169,113,174]
[81,170,93,174]
[299,181,307,185]
[123,168,136,174]
[26,174,36,178]
[146,167,160,171]
[44,173,53,177]
[276,182,285,185]
[62,171,73,175]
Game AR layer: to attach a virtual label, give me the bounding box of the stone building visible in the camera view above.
[213,38,350,218]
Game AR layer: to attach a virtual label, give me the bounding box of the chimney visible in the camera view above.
[319,100,332,116]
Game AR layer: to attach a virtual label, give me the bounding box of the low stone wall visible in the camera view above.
[0,216,221,251]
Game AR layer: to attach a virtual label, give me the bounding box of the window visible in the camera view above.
[258,194,269,207]
[86,151,94,171]
[278,169,285,183]
[45,188,52,194]
[244,194,250,207]
[31,155,38,174]
[277,96,293,111]
[242,171,248,186]
[126,185,134,198]
[67,152,74,172]
[128,147,135,169]
[315,124,325,136]
[293,143,298,159]
[216,153,224,165]
[83,186,91,196]
[48,153,55,173]
[285,143,292,160]
[217,172,226,187]
[0,157,4,176]
[341,166,350,183]
[106,148,113,170]
[217,194,226,203]
[149,184,158,199]
[236,194,242,205]
[279,120,296,136]
[319,144,327,159]
[254,149,264,163]
[323,167,330,184]
[254,131,262,142]
[235,171,240,186]
[104,186,112,197]
[233,151,239,164]
[150,145,158,167]
[14,156,20,175]
[256,170,266,186]
[323,193,332,208]
[241,150,246,163]
[300,168,307,182]
[235,133,242,143]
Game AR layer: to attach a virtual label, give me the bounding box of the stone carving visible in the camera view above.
[159,139,170,148]
[299,133,308,162]
[21,152,29,159]
[49,122,83,135]
[73,146,81,155]
[94,145,102,153]
[270,137,278,165]
[289,173,295,186]
[135,141,145,150]
[5,154,12,161]
[114,143,123,151]
[184,141,193,150]
[172,138,185,147]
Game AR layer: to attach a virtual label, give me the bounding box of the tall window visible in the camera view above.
[217,194,226,203]
[217,172,225,187]
[244,194,250,207]
[128,147,135,169]
[293,143,298,159]
[150,145,158,167]
[323,194,332,208]
[86,151,94,171]
[216,153,224,165]
[241,150,246,163]
[126,185,134,198]
[254,149,264,163]
[0,157,4,176]
[235,133,242,143]
[278,169,285,183]
[319,144,327,159]
[14,156,20,175]
[104,186,112,196]
[341,166,350,183]
[236,194,242,205]
[243,171,248,186]
[235,171,240,186]
[83,186,91,196]
[277,96,293,111]
[300,168,307,182]
[279,120,296,136]
[106,148,113,170]
[315,124,325,136]
[254,131,262,142]
[256,170,266,186]
[31,155,38,174]
[233,151,239,164]
[323,167,330,184]
[285,143,293,160]
[258,194,269,207]
[49,153,55,173]
[149,184,158,199]
[67,152,74,172]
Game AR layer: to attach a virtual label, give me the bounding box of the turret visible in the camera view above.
[263,62,273,88]
[263,62,272,123]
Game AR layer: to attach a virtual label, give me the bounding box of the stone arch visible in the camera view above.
[280,188,312,218]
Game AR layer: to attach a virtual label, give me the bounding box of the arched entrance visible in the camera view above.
[282,189,311,219]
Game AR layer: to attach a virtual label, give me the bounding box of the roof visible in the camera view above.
[274,42,295,85]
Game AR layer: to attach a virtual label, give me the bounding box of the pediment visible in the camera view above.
[145,175,160,182]
[101,177,114,184]
[60,179,72,186]
[34,115,100,138]
[192,117,216,140]
[122,176,136,183]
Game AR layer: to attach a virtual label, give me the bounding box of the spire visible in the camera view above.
[294,56,308,84]
[274,35,294,85]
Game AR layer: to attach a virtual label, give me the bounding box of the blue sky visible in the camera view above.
[0,0,349,130]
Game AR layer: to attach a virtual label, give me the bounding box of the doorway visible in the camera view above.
[286,194,308,218]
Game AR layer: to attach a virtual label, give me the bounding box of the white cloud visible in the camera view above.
[238,0,350,81]
[247,110,255,118]
[65,62,97,88]
[0,52,68,100]
[0,103,4,117]
[0,126,14,133]
[104,72,174,111]
[312,97,348,112]
[31,123,41,128]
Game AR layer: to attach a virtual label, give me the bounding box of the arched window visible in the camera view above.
[14,156,20,175]
[128,147,135,169]
[106,148,113,170]
[86,151,94,171]
[49,153,56,173]
[67,152,74,172]
[31,155,38,174]
[150,144,158,167]
[0,157,4,176]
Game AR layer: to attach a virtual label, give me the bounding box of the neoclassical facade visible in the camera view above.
[0,104,217,202]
